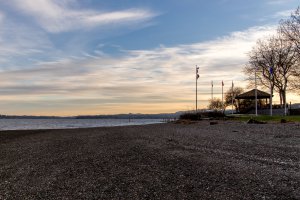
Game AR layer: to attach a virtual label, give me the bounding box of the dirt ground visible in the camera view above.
[0,121,299,199]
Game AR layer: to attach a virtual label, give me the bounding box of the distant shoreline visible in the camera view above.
[0,112,183,119]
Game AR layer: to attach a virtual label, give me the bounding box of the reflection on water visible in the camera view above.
[0,119,163,131]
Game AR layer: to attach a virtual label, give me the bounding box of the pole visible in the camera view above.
[196,69,198,113]
[211,81,213,100]
[269,67,273,116]
[222,80,224,111]
[231,81,233,114]
[285,102,287,116]
[270,83,272,116]
[196,68,197,112]
[196,65,199,112]
[270,78,273,116]
[255,68,258,116]
[284,94,287,116]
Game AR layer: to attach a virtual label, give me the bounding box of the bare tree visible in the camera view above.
[208,98,224,111]
[280,7,300,92]
[274,33,299,105]
[290,60,300,92]
[244,34,298,108]
[280,7,300,54]
[224,87,244,112]
[244,39,276,106]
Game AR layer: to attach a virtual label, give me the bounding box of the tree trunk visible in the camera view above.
[279,90,283,108]
[283,81,288,115]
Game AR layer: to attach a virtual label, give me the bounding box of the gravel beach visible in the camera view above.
[1,121,299,199]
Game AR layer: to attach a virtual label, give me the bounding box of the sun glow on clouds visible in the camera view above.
[0,23,277,115]
[8,0,156,33]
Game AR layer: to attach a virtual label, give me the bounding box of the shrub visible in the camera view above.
[201,111,225,118]
[179,112,202,120]
[179,111,225,120]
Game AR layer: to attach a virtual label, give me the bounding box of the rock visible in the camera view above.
[280,119,287,123]
[246,118,266,124]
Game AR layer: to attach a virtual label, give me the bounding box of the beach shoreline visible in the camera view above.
[1,121,299,199]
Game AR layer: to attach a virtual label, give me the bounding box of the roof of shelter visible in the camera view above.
[235,89,270,100]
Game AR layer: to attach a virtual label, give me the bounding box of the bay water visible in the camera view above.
[0,118,164,131]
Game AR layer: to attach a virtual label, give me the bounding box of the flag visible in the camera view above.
[196,66,199,79]
[222,80,224,86]
[269,67,273,75]
[211,81,213,87]
[232,81,234,88]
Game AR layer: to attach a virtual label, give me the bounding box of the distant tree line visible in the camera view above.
[244,7,300,108]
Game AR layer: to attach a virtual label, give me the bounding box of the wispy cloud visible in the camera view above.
[266,0,294,5]
[0,11,4,22]
[257,8,295,22]
[8,0,157,33]
[273,9,294,18]
[0,25,277,115]
[0,18,54,70]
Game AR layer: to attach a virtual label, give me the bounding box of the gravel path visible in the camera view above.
[0,121,299,199]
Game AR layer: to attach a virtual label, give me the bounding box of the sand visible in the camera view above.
[0,121,299,199]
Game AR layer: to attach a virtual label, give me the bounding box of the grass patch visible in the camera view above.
[230,114,300,122]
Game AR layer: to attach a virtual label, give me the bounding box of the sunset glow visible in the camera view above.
[0,0,299,115]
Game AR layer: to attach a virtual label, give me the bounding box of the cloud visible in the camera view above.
[0,24,278,115]
[0,11,4,22]
[272,9,294,19]
[257,8,296,22]
[85,9,155,25]
[0,18,54,70]
[266,0,294,5]
[8,0,157,33]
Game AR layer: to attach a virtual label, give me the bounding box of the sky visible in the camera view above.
[0,0,299,116]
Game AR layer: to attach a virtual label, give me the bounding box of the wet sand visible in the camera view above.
[0,121,299,199]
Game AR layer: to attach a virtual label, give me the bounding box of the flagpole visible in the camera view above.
[270,82,272,116]
[211,81,213,100]
[255,68,258,116]
[222,80,224,111]
[196,65,199,112]
[270,67,273,116]
[231,81,234,115]
[284,96,287,116]
[196,66,197,112]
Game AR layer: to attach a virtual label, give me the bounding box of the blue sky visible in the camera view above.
[0,0,299,115]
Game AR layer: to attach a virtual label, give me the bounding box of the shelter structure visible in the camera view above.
[235,89,270,100]
[235,89,271,113]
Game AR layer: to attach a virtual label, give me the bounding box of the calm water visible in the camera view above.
[0,119,164,131]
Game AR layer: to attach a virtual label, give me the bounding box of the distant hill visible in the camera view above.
[0,115,71,119]
[75,112,185,119]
